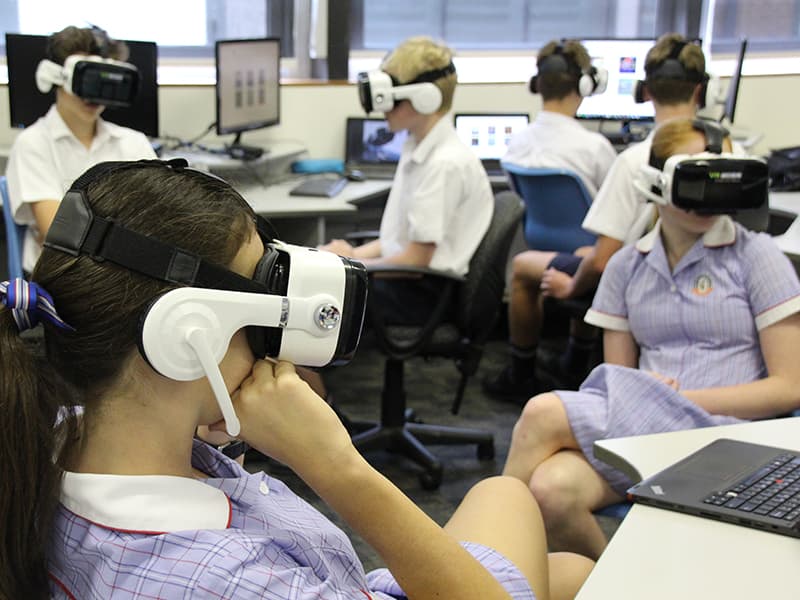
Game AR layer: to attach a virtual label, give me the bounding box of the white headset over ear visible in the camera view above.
[357,62,456,115]
[580,66,608,97]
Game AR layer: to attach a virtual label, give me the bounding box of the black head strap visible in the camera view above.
[44,159,272,294]
[645,38,705,83]
[405,61,456,85]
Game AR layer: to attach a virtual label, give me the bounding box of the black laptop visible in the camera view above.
[627,438,800,538]
[344,117,408,180]
[453,112,530,176]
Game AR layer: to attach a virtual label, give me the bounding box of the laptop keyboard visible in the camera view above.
[703,453,800,520]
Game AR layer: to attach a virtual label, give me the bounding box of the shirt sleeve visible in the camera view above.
[5,130,64,225]
[739,231,800,330]
[584,247,635,331]
[582,142,647,241]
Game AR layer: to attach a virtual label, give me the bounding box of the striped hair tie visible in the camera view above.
[0,278,74,332]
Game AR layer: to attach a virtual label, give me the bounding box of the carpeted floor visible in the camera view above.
[244,330,621,573]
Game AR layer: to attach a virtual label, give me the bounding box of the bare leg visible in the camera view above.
[445,476,593,600]
[508,250,556,347]
[548,553,595,600]
[530,450,623,559]
[503,392,580,484]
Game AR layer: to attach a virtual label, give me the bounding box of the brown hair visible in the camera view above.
[45,25,129,64]
[644,33,706,106]
[651,118,733,164]
[535,39,592,100]
[0,163,255,598]
[381,36,457,114]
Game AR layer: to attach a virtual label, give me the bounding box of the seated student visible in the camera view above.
[484,38,616,400]
[0,160,593,599]
[321,36,493,325]
[486,34,713,401]
[501,117,800,561]
[5,25,156,274]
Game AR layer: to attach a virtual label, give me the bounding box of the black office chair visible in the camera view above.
[346,191,525,489]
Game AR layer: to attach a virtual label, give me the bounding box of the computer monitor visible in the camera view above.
[215,37,281,156]
[723,39,747,124]
[5,33,159,138]
[575,38,655,123]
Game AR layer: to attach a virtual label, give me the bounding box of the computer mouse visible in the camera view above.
[345,169,366,182]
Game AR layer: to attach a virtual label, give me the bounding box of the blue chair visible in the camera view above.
[1,175,25,280]
[501,162,596,253]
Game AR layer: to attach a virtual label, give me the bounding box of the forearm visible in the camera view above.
[568,255,603,298]
[683,376,800,420]
[308,452,512,600]
[352,239,382,260]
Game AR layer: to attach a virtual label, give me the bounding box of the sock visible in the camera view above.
[562,337,595,373]
[510,343,537,382]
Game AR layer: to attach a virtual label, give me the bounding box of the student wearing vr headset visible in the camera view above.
[483,38,617,401]
[5,25,156,275]
[501,118,800,561]
[0,160,594,599]
[322,36,493,324]
[496,33,720,395]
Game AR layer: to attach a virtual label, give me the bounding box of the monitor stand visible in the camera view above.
[226,133,267,161]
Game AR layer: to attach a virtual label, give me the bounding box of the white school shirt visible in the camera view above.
[502,110,617,198]
[581,134,657,245]
[379,117,493,276]
[5,105,157,272]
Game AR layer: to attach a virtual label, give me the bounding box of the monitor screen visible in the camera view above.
[5,33,159,138]
[723,39,747,123]
[453,113,531,161]
[215,37,281,140]
[575,38,655,122]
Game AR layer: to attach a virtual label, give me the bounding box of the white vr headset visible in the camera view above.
[44,159,368,437]
[357,62,456,115]
[36,54,140,108]
[634,152,769,214]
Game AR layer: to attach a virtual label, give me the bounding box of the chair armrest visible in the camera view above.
[366,263,465,282]
[345,230,380,245]
[365,265,463,359]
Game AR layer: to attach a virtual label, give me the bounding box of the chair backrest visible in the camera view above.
[502,162,597,254]
[1,175,25,280]
[456,190,525,339]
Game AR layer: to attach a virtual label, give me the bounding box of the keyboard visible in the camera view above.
[703,452,800,521]
[289,176,348,197]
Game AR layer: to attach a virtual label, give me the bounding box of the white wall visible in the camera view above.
[1,74,798,159]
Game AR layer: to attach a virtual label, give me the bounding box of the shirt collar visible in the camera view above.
[44,104,115,145]
[60,441,232,534]
[635,215,737,253]
[409,116,452,164]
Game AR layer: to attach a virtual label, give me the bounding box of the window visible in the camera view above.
[0,0,292,58]
[708,0,800,53]
[350,0,659,51]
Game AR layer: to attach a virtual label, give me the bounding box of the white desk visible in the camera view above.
[577,418,800,599]
[770,191,800,256]
[240,179,392,244]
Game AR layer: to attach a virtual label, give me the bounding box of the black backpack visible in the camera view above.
[768,146,800,191]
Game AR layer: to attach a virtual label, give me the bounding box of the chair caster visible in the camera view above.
[477,440,495,460]
[419,467,443,490]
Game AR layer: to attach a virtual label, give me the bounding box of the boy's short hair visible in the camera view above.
[644,33,706,106]
[535,39,591,101]
[381,36,457,114]
[46,25,129,65]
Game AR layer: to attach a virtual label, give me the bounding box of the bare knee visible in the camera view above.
[511,393,568,444]
[530,460,591,522]
[468,475,537,505]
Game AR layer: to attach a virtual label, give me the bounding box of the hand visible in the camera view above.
[211,360,356,478]
[319,239,354,257]
[646,371,680,391]
[540,268,575,299]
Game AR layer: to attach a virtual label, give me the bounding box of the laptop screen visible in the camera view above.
[453,113,530,161]
[345,117,408,165]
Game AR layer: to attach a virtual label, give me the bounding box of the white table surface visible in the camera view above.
[577,418,800,599]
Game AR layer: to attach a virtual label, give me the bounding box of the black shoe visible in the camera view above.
[537,351,586,390]
[482,366,539,403]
